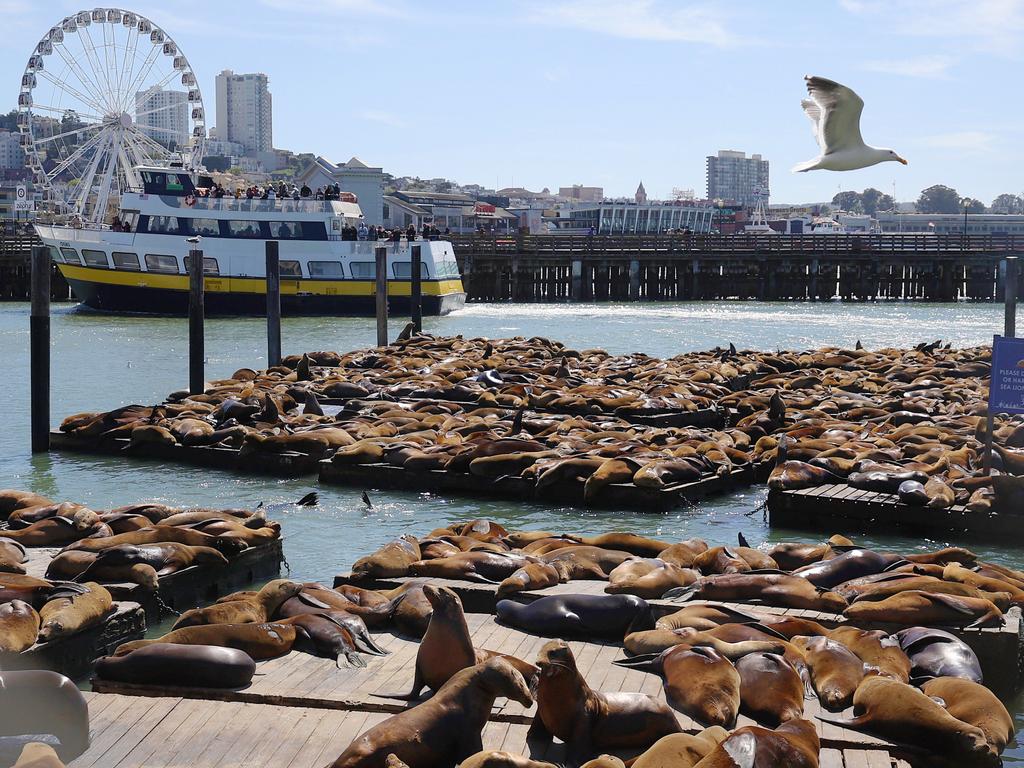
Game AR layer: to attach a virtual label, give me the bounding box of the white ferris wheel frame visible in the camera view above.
[17,8,207,225]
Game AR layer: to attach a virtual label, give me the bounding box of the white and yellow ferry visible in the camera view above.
[34,166,466,315]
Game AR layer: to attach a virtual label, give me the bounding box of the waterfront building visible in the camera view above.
[876,212,1024,235]
[635,182,647,204]
[134,86,188,150]
[0,131,26,170]
[295,156,385,227]
[545,200,715,234]
[214,70,273,154]
[558,184,603,202]
[383,190,517,234]
[204,138,246,158]
[706,150,769,207]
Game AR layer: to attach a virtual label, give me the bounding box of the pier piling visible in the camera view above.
[187,247,205,395]
[1005,256,1018,338]
[411,244,423,332]
[265,241,281,367]
[29,244,49,453]
[375,246,388,346]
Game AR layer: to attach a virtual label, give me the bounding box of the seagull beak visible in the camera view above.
[897,156,908,165]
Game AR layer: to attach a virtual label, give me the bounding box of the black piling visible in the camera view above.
[1005,256,1018,338]
[411,244,423,332]
[187,247,205,395]
[30,244,50,453]
[375,245,388,346]
[266,241,281,367]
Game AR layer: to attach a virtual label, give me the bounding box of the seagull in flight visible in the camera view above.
[793,75,907,172]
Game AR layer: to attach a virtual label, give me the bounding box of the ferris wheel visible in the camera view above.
[17,8,206,225]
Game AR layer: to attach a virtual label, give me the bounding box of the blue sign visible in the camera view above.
[989,335,1024,415]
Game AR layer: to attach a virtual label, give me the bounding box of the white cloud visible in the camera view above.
[862,54,956,78]
[358,109,405,127]
[920,131,997,151]
[529,0,737,46]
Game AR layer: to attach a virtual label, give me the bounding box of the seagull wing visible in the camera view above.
[800,98,826,153]
[805,75,865,154]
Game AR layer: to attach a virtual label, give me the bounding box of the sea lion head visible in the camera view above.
[816,588,849,613]
[422,584,461,615]
[536,639,578,681]
[476,657,533,707]
[258,579,305,608]
[191,546,230,567]
[384,755,410,768]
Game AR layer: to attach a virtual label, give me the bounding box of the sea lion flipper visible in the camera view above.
[296,492,319,507]
[612,653,659,670]
[662,585,696,602]
[737,531,751,548]
[296,592,332,610]
[338,651,367,669]
[463,573,499,584]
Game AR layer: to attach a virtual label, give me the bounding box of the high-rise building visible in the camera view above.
[558,185,603,202]
[706,150,769,207]
[215,70,273,154]
[0,131,25,170]
[135,87,188,150]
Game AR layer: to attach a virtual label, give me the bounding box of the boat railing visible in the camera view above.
[131,193,351,215]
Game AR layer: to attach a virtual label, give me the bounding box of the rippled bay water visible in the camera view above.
[1,299,1021,759]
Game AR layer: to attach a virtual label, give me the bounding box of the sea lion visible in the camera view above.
[818,676,995,765]
[63,525,245,556]
[605,558,698,598]
[172,579,303,629]
[792,548,902,588]
[458,752,559,768]
[407,551,533,583]
[942,563,1024,603]
[767,460,840,490]
[529,640,681,764]
[629,727,729,768]
[496,593,653,639]
[792,636,864,711]
[0,490,53,518]
[655,604,766,632]
[38,581,112,643]
[920,677,1013,755]
[540,546,635,579]
[690,719,820,768]
[45,549,158,591]
[0,599,40,653]
[113,622,299,660]
[827,626,910,682]
[735,651,805,726]
[844,590,1003,628]
[691,547,751,575]
[0,539,27,574]
[620,626,785,659]
[616,644,738,728]
[377,585,536,699]
[496,562,563,598]
[0,670,89,761]
[0,512,110,547]
[0,575,81,610]
[656,539,709,568]
[570,532,674,558]
[328,658,533,768]
[12,742,65,768]
[277,613,380,668]
[666,573,848,613]
[350,535,421,578]
[895,627,983,684]
[95,643,256,688]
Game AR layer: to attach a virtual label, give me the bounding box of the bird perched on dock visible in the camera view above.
[185,235,201,244]
[793,75,907,172]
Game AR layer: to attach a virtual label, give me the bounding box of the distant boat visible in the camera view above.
[34,164,466,316]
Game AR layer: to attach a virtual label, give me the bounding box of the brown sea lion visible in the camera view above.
[655,604,766,632]
[63,525,244,556]
[792,635,864,711]
[634,644,739,728]
[735,651,805,726]
[621,626,785,659]
[629,727,729,768]
[0,599,41,653]
[0,539,27,574]
[407,551,533,583]
[605,558,699,598]
[0,511,110,547]
[37,581,112,643]
[666,573,848,613]
[0,490,54,518]
[570,532,674,557]
[377,585,536,699]
[540,546,634,579]
[690,719,820,768]
[692,547,751,575]
[529,640,681,765]
[767,460,840,490]
[172,579,303,629]
[843,590,1003,628]
[656,539,709,568]
[818,676,995,765]
[458,752,559,768]
[942,563,1024,603]
[827,626,910,683]
[113,622,299,660]
[350,535,421,578]
[12,742,66,768]
[328,658,533,768]
[921,676,1014,755]
[496,562,563,598]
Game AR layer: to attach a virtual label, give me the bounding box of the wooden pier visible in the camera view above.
[767,484,1024,543]
[0,233,70,300]
[450,232,1024,302]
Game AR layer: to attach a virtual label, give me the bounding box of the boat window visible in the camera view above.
[301,221,328,241]
[279,260,302,277]
[146,215,182,235]
[112,252,140,270]
[309,261,345,278]
[190,218,221,236]
[269,221,301,239]
[227,220,263,238]
[144,254,179,273]
[349,262,376,279]
[184,255,220,275]
[392,262,411,278]
[59,247,81,264]
[82,249,109,268]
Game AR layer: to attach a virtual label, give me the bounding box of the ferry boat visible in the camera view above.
[34,165,466,316]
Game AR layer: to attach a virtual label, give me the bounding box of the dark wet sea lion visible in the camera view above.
[377,585,535,699]
[792,548,901,588]
[113,622,299,660]
[95,643,256,688]
[921,676,1014,755]
[529,640,681,764]
[691,719,820,768]
[0,599,40,653]
[792,636,864,711]
[895,627,983,684]
[496,593,653,639]
[844,590,1003,628]
[735,651,805,726]
[172,579,303,629]
[767,460,841,490]
[328,658,533,768]
[0,670,89,761]
[277,613,379,668]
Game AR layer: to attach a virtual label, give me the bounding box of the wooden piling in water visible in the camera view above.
[266,241,282,367]
[188,247,205,395]
[1005,256,1018,338]
[375,246,388,346]
[410,244,423,332]
[30,244,50,453]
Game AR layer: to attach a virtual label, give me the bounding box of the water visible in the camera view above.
[1,299,1022,759]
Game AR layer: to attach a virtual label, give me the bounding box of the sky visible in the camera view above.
[3,0,1023,204]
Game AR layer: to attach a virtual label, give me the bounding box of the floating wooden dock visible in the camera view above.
[334,576,1024,697]
[768,484,1024,543]
[92,613,899,755]
[70,693,910,768]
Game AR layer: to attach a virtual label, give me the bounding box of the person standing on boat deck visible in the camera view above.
[406,224,416,241]
[267,186,275,200]
[333,183,341,198]
[291,185,300,201]
[301,184,311,198]
[368,224,378,241]
[358,220,368,240]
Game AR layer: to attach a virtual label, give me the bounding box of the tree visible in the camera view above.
[916,185,962,214]
[962,197,986,214]
[832,191,862,212]
[860,188,895,215]
[990,193,1024,214]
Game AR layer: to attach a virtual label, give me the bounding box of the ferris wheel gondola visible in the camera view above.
[17,8,206,226]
